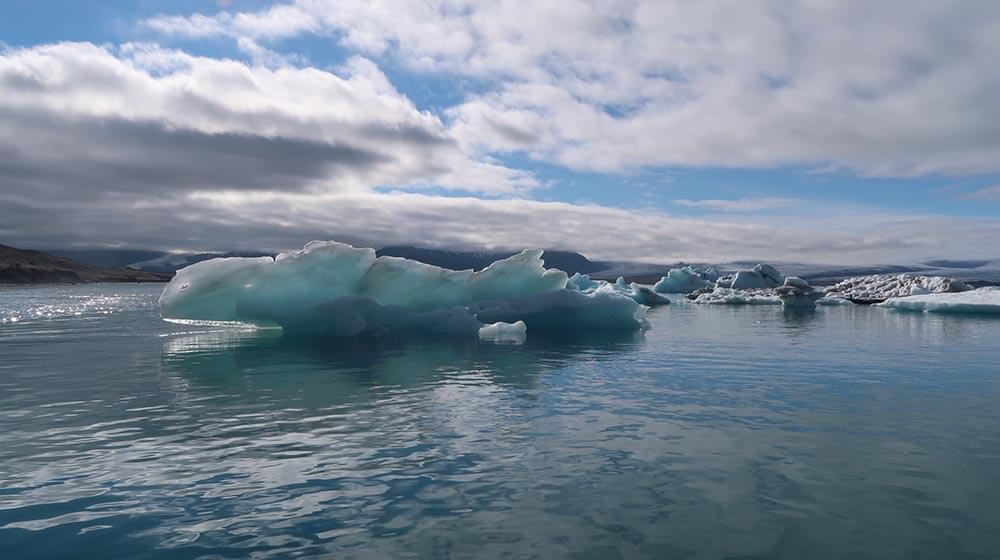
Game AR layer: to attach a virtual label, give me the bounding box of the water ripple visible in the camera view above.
[1,286,999,558]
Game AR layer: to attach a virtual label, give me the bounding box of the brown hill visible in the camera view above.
[0,244,169,284]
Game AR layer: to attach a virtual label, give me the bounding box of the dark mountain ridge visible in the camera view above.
[0,244,169,284]
[376,246,607,275]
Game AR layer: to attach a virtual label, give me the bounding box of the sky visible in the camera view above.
[1,0,999,264]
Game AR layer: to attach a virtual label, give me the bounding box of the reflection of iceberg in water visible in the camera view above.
[149,327,651,554]
[781,305,818,324]
[161,327,645,406]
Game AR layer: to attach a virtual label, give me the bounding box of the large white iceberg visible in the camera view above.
[160,241,647,337]
[879,287,1000,314]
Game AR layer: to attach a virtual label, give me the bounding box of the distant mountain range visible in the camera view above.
[0,244,168,284]
[12,243,1000,286]
[45,249,168,269]
[54,245,609,276]
[375,246,608,275]
[127,251,276,274]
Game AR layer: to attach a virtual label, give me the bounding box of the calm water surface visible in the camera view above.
[1,284,999,559]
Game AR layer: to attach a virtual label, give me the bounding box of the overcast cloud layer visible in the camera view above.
[2,1,1000,264]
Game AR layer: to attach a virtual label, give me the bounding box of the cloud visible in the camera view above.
[0,108,393,198]
[671,198,800,212]
[149,0,1000,177]
[0,42,534,196]
[3,21,1000,264]
[3,184,999,265]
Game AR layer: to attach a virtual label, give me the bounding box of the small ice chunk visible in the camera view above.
[653,266,712,294]
[715,263,785,290]
[629,284,672,306]
[479,320,528,341]
[783,276,810,289]
[568,274,668,306]
[775,277,824,308]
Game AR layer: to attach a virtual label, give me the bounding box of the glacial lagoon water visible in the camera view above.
[1,284,999,559]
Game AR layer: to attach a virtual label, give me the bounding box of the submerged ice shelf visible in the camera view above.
[159,241,646,338]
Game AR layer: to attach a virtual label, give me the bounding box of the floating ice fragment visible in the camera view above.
[774,276,824,308]
[716,264,784,290]
[825,274,971,303]
[690,288,782,305]
[653,266,714,294]
[479,320,528,341]
[566,273,669,306]
[879,287,1000,314]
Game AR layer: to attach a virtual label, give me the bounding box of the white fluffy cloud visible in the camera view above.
[151,0,1000,176]
[3,4,1000,263]
[0,42,533,196]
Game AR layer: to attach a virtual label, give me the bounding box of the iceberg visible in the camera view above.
[715,264,784,290]
[160,241,646,337]
[567,272,601,292]
[879,287,1000,314]
[566,273,670,306]
[626,284,673,306]
[687,268,847,308]
[690,288,782,305]
[653,266,715,294]
[826,274,972,303]
[774,276,824,308]
[611,277,672,306]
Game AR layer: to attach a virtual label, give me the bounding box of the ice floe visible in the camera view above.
[879,287,1000,314]
[689,288,781,305]
[825,274,972,303]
